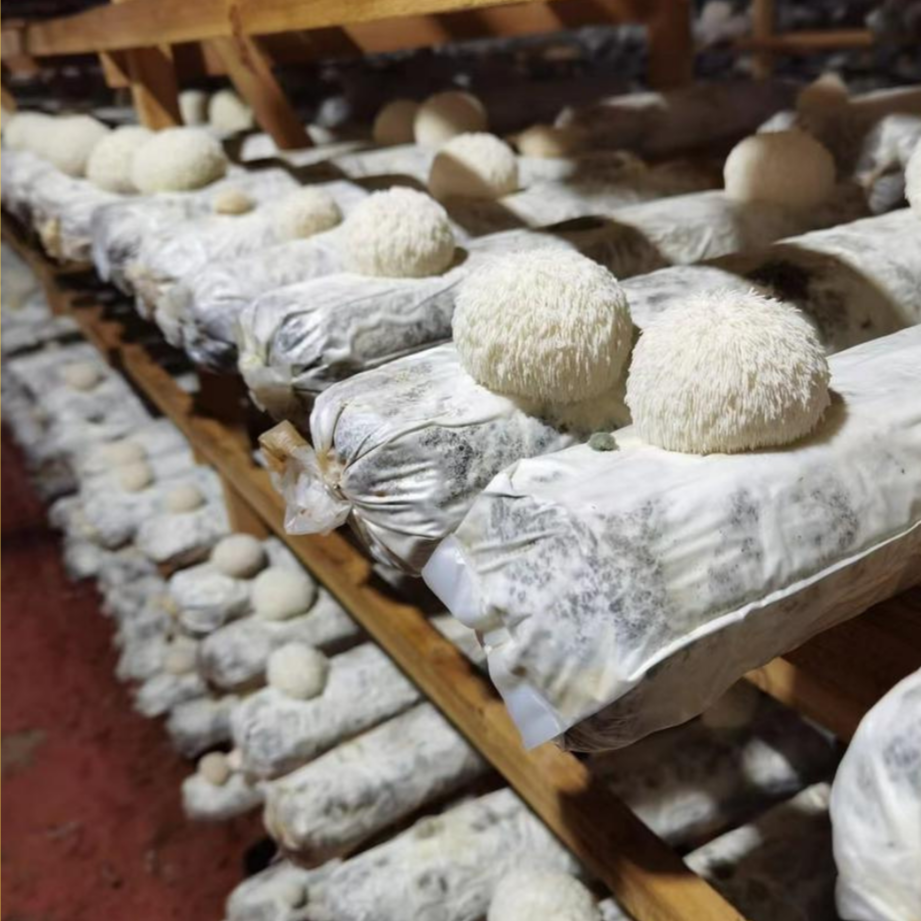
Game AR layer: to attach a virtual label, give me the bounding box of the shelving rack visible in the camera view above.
[3,1,919,917]
[6,209,921,921]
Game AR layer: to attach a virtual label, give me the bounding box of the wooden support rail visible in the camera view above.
[2,223,744,921]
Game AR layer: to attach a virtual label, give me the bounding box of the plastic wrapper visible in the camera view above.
[264,702,488,865]
[76,464,219,550]
[27,170,121,263]
[135,497,231,566]
[198,589,360,691]
[182,770,265,821]
[0,150,57,223]
[90,166,300,292]
[556,80,796,156]
[225,860,340,921]
[425,327,921,750]
[132,180,369,330]
[135,669,208,718]
[288,207,921,573]
[167,694,239,759]
[304,788,579,921]
[231,642,420,778]
[1,291,80,356]
[830,668,921,921]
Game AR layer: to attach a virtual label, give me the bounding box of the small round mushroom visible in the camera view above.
[796,72,849,116]
[512,124,584,159]
[165,483,206,513]
[179,89,209,127]
[373,99,420,147]
[488,869,601,921]
[626,289,831,454]
[273,186,343,240]
[453,249,632,405]
[251,566,317,620]
[86,125,153,193]
[208,88,255,133]
[345,188,456,278]
[723,130,836,210]
[130,127,228,195]
[213,187,255,215]
[210,533,267,579]
[276,876,308,909]
[34,114,110,177]
[117,460,154,493]
[267,643,329,700]
[198,751,231,786]
[414,90,488,148]
[62,361,103,392]
[96,439,146,467]
[428,132,519,201]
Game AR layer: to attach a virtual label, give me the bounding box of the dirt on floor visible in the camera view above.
[2,429,264,920]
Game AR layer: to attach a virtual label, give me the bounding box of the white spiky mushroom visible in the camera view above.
[488,870,601,921]
[34,114,110,177]
[512,124,584,159]
[210,533,267,579]
[626,289,831,455]
[345,187,456,278]
[414,90,488,148]
[273,186,343,240]
[86,125,152,193]
[61,361,103,391]
[3,111,54,151]
[165,483,206,513]
[723,130,836,210]
[208,89,255,133]
[251,567,317,620]
[117,460,154,493]
[428,132,519,201]
[179,89,209,127]
[198,751,231,786]
[130,127,227,194]
[266,643,330,700]
[906,140,921,218]
[373,99,420,146]
[453,249,632,408]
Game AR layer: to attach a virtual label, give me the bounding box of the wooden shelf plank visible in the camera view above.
[2,224,744,921]
[22,0,651,58]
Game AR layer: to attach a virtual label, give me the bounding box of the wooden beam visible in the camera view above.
[1,82,17,112]
[749,0,775,78]
[22,0,650,57]
[738,28,875,54]
[645,0,693,88]
[209,34,310,150]
[2,223,746,921]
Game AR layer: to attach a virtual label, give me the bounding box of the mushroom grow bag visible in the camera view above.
[238,187,867,421]
[90,166,300,292]
[175,156,716,373]
[279,208,921,573]
[830,668,921,921]
[423,326,921,750]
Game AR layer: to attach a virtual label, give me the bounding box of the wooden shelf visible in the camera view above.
[3,222,745,921]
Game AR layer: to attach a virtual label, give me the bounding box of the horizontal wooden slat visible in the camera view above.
[22,0,649,57]
[2,222,745,921]
[737,28,875,53]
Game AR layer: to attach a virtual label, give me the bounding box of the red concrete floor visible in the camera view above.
[2,430,264,920]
